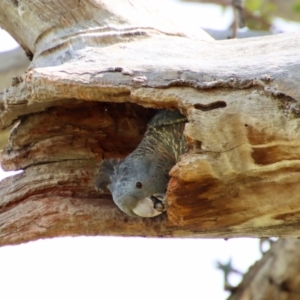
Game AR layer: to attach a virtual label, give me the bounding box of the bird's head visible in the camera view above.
[95,157,169,217]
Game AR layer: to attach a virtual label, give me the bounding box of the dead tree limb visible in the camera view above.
[228,238,300,300]
[0,0,300,245]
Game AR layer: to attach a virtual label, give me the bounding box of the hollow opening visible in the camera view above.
[194,101,227,111]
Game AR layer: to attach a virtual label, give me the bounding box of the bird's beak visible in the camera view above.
[132,196,166,218]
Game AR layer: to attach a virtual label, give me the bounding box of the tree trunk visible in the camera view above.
[0,47,29,149]
[228,238,300,300]
[1,0,300,246]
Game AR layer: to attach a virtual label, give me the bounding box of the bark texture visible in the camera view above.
[229,238,300,300]
[0,47,29,149]
[1,0,300,245]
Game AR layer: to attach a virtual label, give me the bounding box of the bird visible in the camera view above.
[95,109,188,217]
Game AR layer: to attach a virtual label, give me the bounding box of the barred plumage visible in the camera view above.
[95,110,188,217]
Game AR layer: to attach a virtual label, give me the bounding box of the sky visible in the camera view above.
[1,0,298,299]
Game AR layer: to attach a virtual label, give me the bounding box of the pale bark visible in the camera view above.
[0,47,29,149]
[0,0,300,245]
[228,238,300,300]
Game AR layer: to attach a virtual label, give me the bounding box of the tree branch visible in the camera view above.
[228,239,300,300]
[1,0,300,245]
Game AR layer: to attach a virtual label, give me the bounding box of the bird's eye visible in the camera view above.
[136,182,143,189]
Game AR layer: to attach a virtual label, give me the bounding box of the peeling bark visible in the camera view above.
[0,0,300,245]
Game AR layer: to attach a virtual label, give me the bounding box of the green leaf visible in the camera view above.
[293,0,300,12]
[245,0,263,12]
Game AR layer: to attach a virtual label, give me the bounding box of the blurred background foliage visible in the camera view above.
[181,0,300,31]
[244,0,300,30]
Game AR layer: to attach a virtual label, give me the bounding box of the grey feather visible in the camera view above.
[95,159,122,191]
[95,110,188,217]
[148,109,187,127]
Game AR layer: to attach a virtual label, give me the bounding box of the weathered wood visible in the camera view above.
[0,161,185,246]
[1,32,300,128]
[167,88,300,233]
[228,238,300,300]
[0,48,29,149]
[1,0,300,244]
[1,102,155,170]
